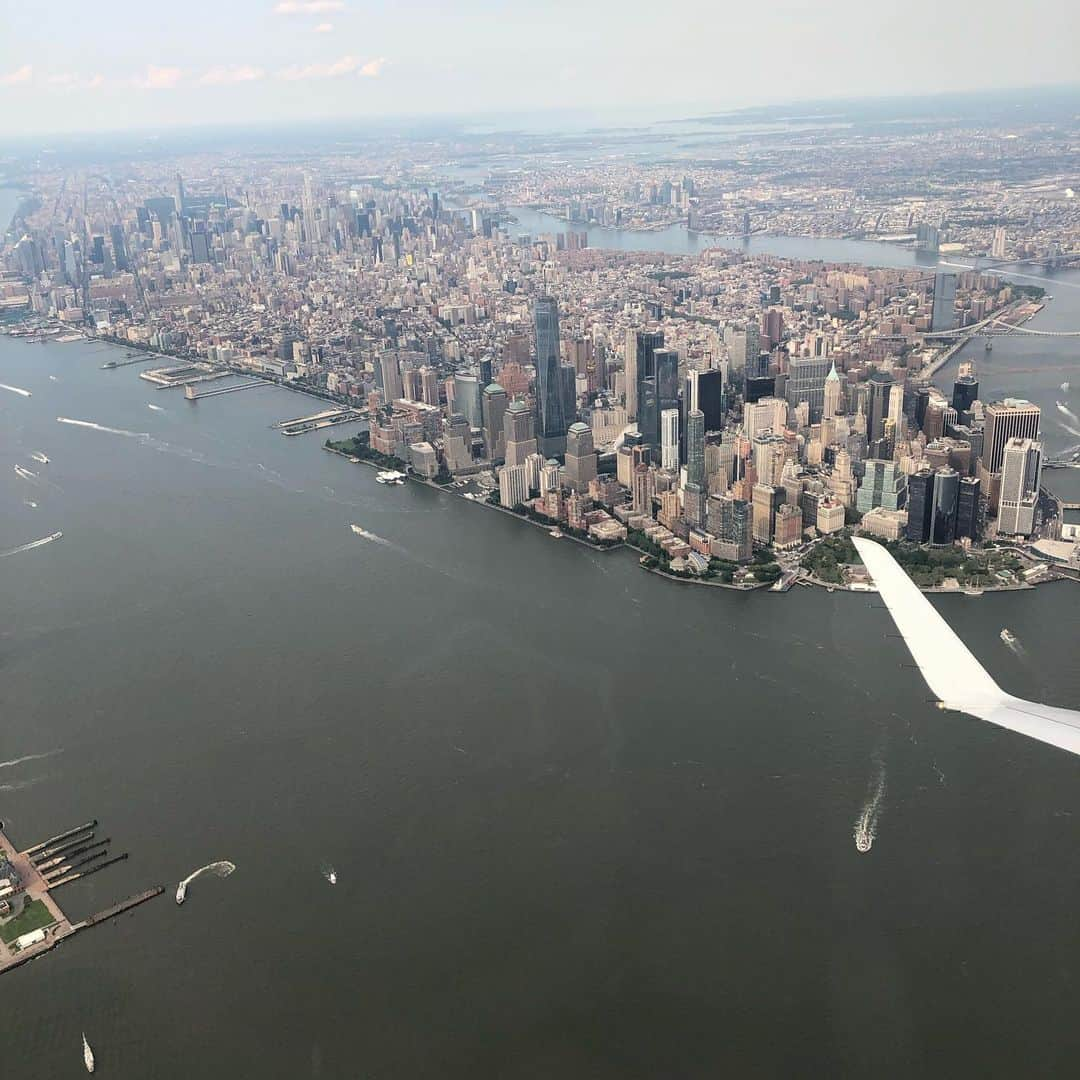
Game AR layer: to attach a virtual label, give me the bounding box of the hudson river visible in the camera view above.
[3,191,1080,1078]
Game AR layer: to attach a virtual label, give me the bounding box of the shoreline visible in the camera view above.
[5,323,1072,602]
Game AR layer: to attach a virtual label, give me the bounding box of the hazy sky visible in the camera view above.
[1,0,1079,136]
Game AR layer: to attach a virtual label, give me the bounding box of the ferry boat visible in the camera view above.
[1000,628,1017,646]
[375,470,406,485]
[83,1032,95,1073]
[175,880,187,904]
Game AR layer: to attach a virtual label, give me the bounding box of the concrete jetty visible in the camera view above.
[22,820,97,857]
[184,379,266,400]
[275,406,364,436]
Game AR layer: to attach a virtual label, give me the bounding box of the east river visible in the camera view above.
[2,189,1080,1078]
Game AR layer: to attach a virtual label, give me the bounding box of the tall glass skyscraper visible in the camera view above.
[686,409,706,488]
[533,296,567,456]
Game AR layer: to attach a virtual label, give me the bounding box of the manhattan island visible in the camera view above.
[3,147,1080,595]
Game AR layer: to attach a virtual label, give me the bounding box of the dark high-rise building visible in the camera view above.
[866,372,894,445]
[655,349,679,418]
[109,224,128,271]
[560,363,577,431]
[638,375,658,450]
[952,373,979,415]
[932,271,957,332]
[478,356,493,388]
[906,468,934,543]
[930,467,960,546]
[956,476,983,540]
[626,329,663,426]
[633,334,668,447]
[744,374,775,403]
[533,296,567,457]
[693,369,725,432]
[482,383,508,463]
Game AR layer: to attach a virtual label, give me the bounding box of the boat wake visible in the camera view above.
[0,531,63,558]
[176,860,235,904]
[13,464,37,481]
[1058,420,1080,440]
[147,403,165,412]
[349,523,392,546]
[57,416,150,438]
[1063,382,1072,393]
[321,863,337,886]
[854,758,886,854]
[0,382,32,398]
[23,499,38,509]
[0,776,45,793]
[1057,402,1080,425]
[30,451,49,464]
[0,749,62,770]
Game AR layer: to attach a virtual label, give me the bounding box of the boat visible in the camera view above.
[1000,628,1017,646]
[101,360,118,369]
[83,1032,95,1073]
[175,881,187,904]
[984,340,992,352]
[375,470,406,485]
[1062,382,1071,393]
[549,528,563,538]
[30,452,49,464]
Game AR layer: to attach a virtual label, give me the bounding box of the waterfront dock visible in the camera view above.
[184,379,267,400]
[0,820,161,976]
[141,364,230,388]
[275,406,364,436]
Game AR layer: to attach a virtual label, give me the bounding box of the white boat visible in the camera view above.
[549,528,563,538]
[30,452,49,464]
[1062,382,1071,393]
[1000,628,1017,646]
[83,1032,95,1073]
[375,470,406,485]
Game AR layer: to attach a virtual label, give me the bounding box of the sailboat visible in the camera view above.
[83,1032,95,1073]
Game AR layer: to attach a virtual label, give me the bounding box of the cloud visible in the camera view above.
[136,65,183,90]
[0,65,32,87]
[278,54,360,81]
[47,72,106,91]
[359,56,388,78]
[199,65,266,85]
[314,22,334,32]
[274,0,344,13]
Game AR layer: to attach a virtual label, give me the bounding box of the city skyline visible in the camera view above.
[2,0,1080,136]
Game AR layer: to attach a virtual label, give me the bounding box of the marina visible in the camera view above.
[0,820,162,976]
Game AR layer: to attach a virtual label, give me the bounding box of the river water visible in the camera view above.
[3,189,1080,1078]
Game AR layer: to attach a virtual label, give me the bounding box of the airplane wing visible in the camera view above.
[852,537,1080,756]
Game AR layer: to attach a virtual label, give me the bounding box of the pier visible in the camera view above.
[141,364,230,388]
[275,406,364,436]
[185,379,266,400]
[0,819,161,975]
